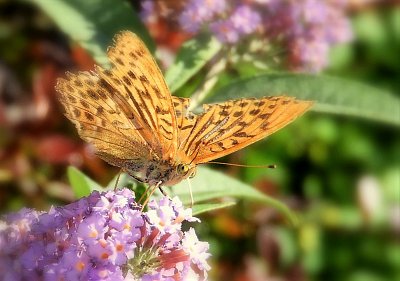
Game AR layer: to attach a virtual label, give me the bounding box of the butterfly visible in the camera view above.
[56,31,312,191]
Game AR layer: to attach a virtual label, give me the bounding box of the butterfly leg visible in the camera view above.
[113,169,123,190]
[158,185,167,196]
[140,181,162,211]
[138,185,152,204]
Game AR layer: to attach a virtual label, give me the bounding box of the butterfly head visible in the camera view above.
[176,163,196,178]
[166,163,196,185]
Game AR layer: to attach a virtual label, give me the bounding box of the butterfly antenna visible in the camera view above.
[207,161,277,169]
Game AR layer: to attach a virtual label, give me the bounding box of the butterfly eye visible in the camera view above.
[177,164,189,174]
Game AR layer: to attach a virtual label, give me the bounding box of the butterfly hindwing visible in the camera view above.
[172,96,197,143]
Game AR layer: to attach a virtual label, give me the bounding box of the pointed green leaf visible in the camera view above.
[192,202,236,216]
[27,0,154,66]
[165,34,221,92]
[207,73,400,126]
[171,167,298,225]
[67,166,102,198]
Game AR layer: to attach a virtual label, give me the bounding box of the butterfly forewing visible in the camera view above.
[177,97,313,164]
[105,32,178,158]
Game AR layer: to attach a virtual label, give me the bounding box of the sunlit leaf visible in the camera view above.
[67,166,102,198]
[206,73,400,126]
[192,202,236,216]
[171,167,298,225]
[27,0,153,66]
[166,34,221,92]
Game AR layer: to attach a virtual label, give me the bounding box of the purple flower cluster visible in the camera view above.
[210,5,261,44]
[179,0,261,43]
[0,189,210,280]
[141,0,260,44]
[179,0,227,33]
[141,0,353,72]
[263,0,353,72]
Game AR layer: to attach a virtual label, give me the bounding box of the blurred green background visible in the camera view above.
[0,1,399,281]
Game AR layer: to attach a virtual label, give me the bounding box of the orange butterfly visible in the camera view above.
[56,31,312,191]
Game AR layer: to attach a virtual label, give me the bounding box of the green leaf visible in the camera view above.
[27,0,154,66]
[165,34,221,93]
[171,167,298,225]
[67,166,102,198]
[192,202,236,216]
[206,73,400,126]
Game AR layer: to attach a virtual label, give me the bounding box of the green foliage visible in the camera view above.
[67,166,102,198]
[171,167,298,225]
[26,0,153,66]
[165,34,221,92]
[66,166,292,218]
[3,2,398,280]
[192,202,236,216]
[26,0,398,227]
[206,73,400,126]
[29,0,399,126]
